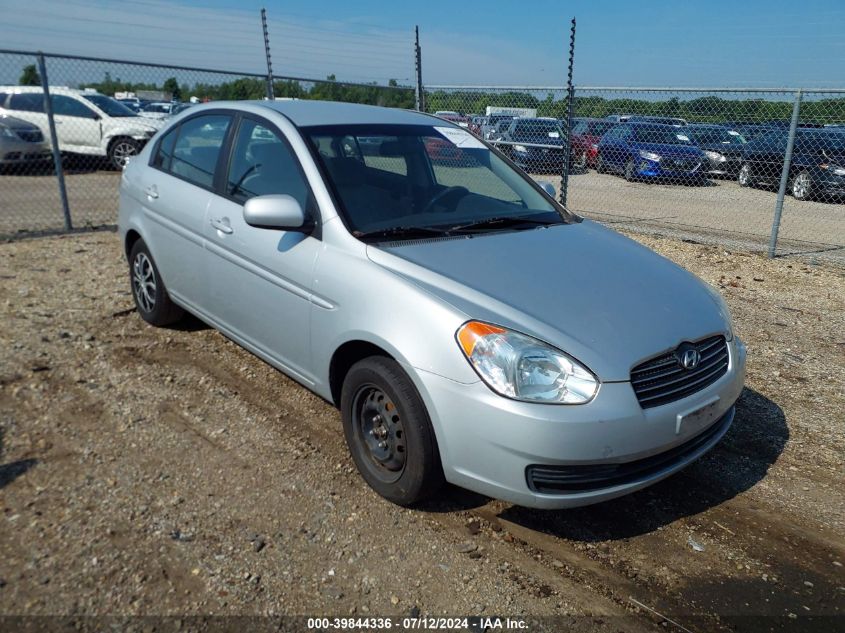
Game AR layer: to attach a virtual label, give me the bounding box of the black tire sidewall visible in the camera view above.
[341,357,443,506]
[109,137,141,170]
[128,240,182,326]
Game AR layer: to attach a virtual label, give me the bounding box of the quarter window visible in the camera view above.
[9,93,45,113]
[152,126,178,171]
[170,114,232,188]
[225,118,311,209]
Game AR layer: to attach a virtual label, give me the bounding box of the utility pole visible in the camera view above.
[560,17,576,208]
[261,8,275,100]
[414,25,424,111]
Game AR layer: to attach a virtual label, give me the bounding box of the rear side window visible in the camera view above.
[9,93,45,113]
[170,114,232,188]
[152,126,178,171]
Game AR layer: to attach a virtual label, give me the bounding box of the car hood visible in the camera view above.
[630,141,702,157]
[514,135,565,147]
[367,221,729,382]
[698,142,744,154]
[0,114,40,132]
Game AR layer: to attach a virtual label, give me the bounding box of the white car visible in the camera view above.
[0,86,161,168]
[138,102,178,121]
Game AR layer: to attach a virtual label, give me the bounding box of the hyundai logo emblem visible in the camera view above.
[679,348,701,370]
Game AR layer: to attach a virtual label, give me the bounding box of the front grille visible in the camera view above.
[17,129,44,143]
[526,407,733,493]
[665,158,698,171]
[631,335,728,409]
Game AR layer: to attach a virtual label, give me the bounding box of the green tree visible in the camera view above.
[163,77,182,101]
[19,64,40,86]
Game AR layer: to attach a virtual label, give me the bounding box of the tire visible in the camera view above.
[341,356,444,506]
[790,170,813,201]
[624,159,637,182]
[574,150,587,171]
[595,153,607,174]
[108,137,141,170]
[738,162,754,188]
[128,239,184,326]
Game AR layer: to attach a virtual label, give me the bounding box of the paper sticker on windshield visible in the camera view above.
[548,131,560,138]
[676,134,691,142]
[728,130,740,136]
[435,126,486,149]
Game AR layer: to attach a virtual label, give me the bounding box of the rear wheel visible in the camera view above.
[574,150,587,170]
[738,162,754,188]
[595,152,607,174]
[791,170,813,201]
[341,357,444,506]
[128,239,184,326]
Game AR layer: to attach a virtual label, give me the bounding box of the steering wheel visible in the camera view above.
[421,186,469,214]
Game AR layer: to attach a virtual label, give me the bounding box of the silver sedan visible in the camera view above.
[118,100,746,509]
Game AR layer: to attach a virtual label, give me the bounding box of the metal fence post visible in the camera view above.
[261,8,275,100]
[560,17,576,207]
[768,89,802,258]
[414,26,424,112]
[36,52,72,232]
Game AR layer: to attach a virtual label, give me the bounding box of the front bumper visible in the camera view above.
[413,337,746,509]
[0,138,51,164]
[635,157,703,180]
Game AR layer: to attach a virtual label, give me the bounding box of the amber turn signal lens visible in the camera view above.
[457,321,505,357]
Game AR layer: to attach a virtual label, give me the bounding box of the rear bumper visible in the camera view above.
[412,337,746,509]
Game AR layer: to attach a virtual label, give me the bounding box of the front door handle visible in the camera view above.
[145,185,158,199]
[210,217,233,234]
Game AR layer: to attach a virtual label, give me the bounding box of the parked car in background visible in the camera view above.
[118,98,142,112]
[487,118,515,142]
[627,115,687,127]
[734,123,778,141]
[605,114,635,123]
[683,124,747,177]
[499,117,567,172]
[596,122,705,182]
[0,86,161,168]
[434,111,469,128]
[481,114,515,139]
[139,102,181,120]
[119,99,745,509]
[0,112,51,169]
[570,118,618,169]
[738,128,845,201]
[468,115,488,137]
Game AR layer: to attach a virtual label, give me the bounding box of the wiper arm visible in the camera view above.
[353,225,455,241]
[449,216,560,233]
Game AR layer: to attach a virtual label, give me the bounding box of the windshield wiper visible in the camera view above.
[353,225,455,241]
[449,216,561,233]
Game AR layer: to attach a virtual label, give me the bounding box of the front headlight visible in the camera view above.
[456,321,599,404]
[0,125,17,138]
[639,150,661,161]
[704,150,726,162]
[820,163,845,176]
[513,144,528,153]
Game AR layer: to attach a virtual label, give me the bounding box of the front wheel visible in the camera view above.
[341,357,444,506]
[624,159,637,182]
[791,170,813,201]
[574,150,587,170]
[109,137,141,170]
[595,153,607,174]
[738,162,754,188]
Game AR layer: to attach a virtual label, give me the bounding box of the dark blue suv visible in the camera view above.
[738,129,845,202]
[596,123,705,183]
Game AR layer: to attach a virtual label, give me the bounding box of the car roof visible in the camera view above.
[242,100,442,127]
[0,85,89,96]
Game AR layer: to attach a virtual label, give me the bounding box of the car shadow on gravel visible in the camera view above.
[495,387,787,541]
[0,427,38,489]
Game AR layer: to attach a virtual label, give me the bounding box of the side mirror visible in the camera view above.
[537,181,557,198]
[243,194,310,231]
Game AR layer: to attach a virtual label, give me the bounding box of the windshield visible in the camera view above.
[687,127,746,145]
[305,124,568,238]
[82,94,138,117]
[632,126,691,145]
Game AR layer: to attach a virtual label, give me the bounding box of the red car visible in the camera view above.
[570,118,618,169]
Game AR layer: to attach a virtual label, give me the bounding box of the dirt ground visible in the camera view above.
[0,230,843,632]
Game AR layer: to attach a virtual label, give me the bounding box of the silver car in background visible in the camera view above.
[0,113,51,168]
[118,100,746,509]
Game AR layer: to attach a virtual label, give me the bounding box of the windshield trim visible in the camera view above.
[299,122,578,240]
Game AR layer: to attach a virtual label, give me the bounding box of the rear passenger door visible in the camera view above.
[203,114,321,384]
[49,95,101,152]
[141,111,233,312]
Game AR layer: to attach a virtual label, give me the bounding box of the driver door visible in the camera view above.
[204,115,321,385]
[50,95,102,152]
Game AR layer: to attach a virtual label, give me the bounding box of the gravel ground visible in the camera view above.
[0,230,843,632]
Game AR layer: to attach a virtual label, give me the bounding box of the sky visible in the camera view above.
[0,0,843,88]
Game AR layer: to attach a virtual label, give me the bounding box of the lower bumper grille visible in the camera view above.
[525,407,733,494]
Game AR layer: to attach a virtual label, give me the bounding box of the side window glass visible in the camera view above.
[171,114,231,188]
[51,95,97,119]
[9,93,45,113]
[226,118,311,210]
[152,126,178,171]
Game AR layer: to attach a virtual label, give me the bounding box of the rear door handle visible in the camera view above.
[145,185,158,199]
[210,217,233,234]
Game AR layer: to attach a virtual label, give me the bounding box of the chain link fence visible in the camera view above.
[426,85,845,260]
[0,49,414,237]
